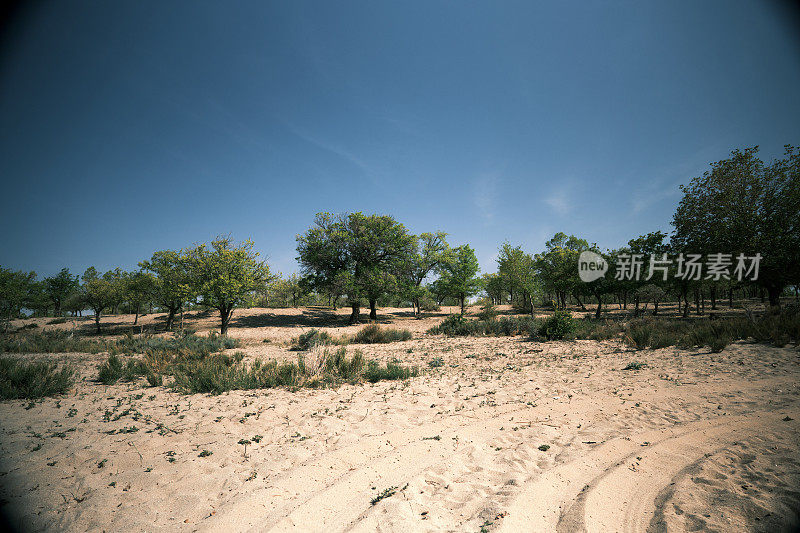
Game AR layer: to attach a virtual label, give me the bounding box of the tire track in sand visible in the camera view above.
[498,410,798,533]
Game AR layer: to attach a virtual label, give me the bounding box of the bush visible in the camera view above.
[48,317,68,325]
[0,357,75,399]
[97,354,151,385]
[352,324,412,344]
[538,311,575,340]
[294,329,334,350]
[476,302,498,321]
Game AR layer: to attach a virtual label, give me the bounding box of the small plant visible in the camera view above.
[370,486,398,505]
[198,449,213,457]
[538,444,550,451]
[252,435,263,443]
[428,357,444,368]
[623,361,646,371]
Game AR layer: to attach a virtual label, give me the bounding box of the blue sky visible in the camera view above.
[1,0,799,278]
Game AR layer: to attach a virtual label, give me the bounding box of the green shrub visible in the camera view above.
[97,354,151,385]
[538,311,575,340]
[476,302,498,321]
[352,324,412,344]
[294,329,334,350]
[48,317,68,325]
[0,357,75,399]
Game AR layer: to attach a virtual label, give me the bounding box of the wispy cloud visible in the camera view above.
[473,172,500,224]
[286,124,372,178]
[545,188,571,215]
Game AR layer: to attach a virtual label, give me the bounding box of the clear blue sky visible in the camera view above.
[1,0,799,278]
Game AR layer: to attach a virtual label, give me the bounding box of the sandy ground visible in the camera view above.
[1,307,799,532]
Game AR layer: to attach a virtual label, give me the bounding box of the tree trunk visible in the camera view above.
[729,288,734,308]
[134,302,140,325]
[220,307,233,335]
[573,293,587,312]
[653,299,659,315]
[595,293,602,318]
[349,303,360,325]
[166,308,176,331]
[369,299,377,320]
[767,285,782,309]
[94,311,102,334]
[460,295,466,315]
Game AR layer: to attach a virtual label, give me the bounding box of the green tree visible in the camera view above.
[0,267,36,330]
[672,146,800,308]
[187,237,270,335]
[403,231,451,317]
[140,250,193,331]
[535,233,589,310]
[497,243,539,314]
[82,267,115,334]
[297,212,415,323]
[438,245,481,314]
[44,268,80,316]
[126,271,155,325]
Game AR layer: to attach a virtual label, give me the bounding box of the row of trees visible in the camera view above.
[484,146,799,316]
[1,238,268,334]
[2,145,797,332]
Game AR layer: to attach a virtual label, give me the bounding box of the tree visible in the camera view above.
[187,237,270,335]
[297,212,415,323]
[44,268,79,316]
[0,267,36,331]
[438,245,481,314]
[82,267,115,334]
[672,146,800,308]
[535,233,589,310]
[497,243,539,314]
[481,273,505,305]
[403,231,451,317]
[126,271,155,325]
[140,250,193,332]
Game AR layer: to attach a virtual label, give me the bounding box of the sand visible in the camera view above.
[1,307,798,532]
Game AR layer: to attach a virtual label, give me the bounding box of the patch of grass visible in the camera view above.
[170,346,417,394]
[0,330,106,354]
[0,357,75,400]
[352,324,412,344]
[48,317,68,325]
[428,314,538,337]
